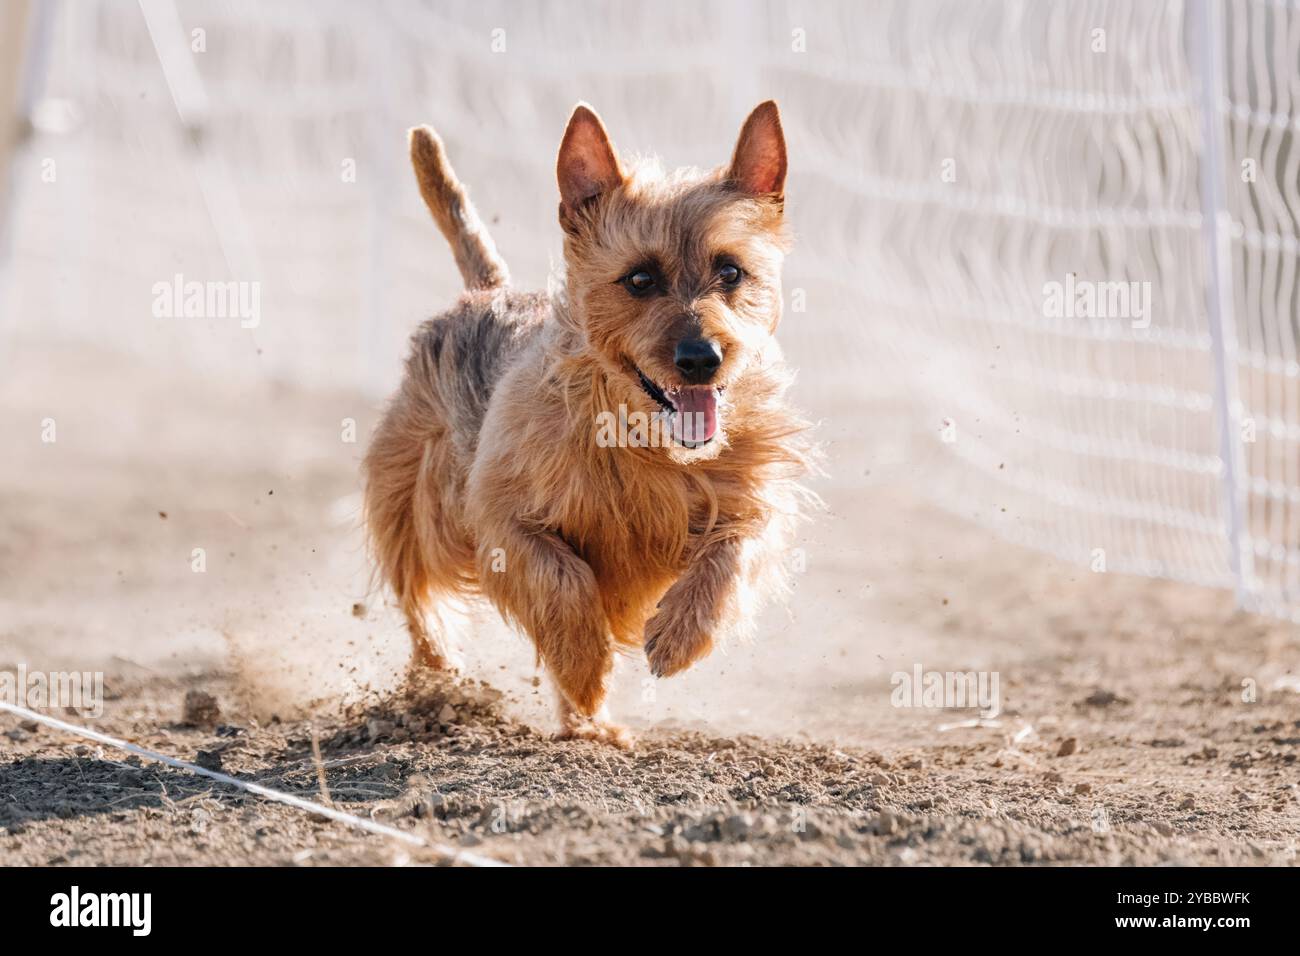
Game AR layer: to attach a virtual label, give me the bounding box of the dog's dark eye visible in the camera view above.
[623,270,656,295]
[719,263,742,286]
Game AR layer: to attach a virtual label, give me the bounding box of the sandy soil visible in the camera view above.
[2,344,1299,866]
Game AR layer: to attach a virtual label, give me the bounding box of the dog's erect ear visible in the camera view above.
[557,103,624,218]
[727,100,787,200]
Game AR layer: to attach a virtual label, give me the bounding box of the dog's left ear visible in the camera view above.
[727,100,786,201]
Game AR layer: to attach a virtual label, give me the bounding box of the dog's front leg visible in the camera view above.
[476,525,615,718]
[643,534,745,678]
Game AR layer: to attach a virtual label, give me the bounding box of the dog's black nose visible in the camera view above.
[674,338,723,384]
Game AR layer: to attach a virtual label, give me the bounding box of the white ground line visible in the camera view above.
[0,701,509,868]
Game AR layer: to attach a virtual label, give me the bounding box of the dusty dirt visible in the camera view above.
[2,345,1299,866]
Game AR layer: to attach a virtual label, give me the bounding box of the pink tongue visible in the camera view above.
[672,388,719,444]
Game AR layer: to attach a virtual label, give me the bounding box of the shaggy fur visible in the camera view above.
[364,102,814,745]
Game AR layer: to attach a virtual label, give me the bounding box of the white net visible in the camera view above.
[4,0,1300,618]
[814,0,1229,592]
[865,0,1300,619]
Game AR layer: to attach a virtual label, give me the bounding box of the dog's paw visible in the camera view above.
[643,609,714,678]
[407,653,461,677]
[556,716,635,749]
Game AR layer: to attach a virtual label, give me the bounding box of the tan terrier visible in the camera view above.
[364,101,813,745]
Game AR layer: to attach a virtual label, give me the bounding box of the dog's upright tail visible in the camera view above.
[408,125,509,290]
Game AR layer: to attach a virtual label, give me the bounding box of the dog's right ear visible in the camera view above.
[557,103,624,222]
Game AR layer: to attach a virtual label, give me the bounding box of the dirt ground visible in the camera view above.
[2,344,1299,866]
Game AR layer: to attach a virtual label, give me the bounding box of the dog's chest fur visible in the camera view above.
[459,290,792,643]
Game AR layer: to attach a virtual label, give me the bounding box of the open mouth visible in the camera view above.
[633,366,721,448]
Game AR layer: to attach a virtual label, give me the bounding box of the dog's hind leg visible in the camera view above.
[364,402,471,674]
[402,604,457,673]
[387,521,468,675]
